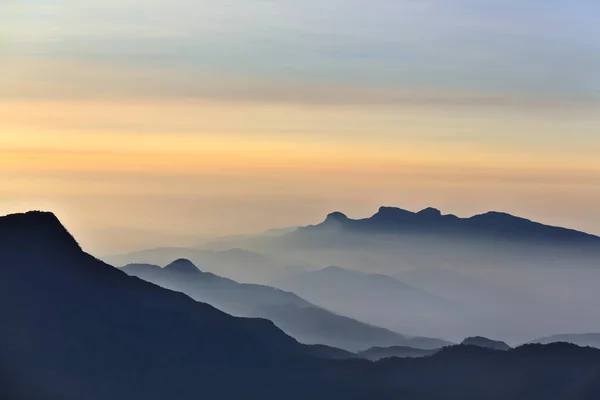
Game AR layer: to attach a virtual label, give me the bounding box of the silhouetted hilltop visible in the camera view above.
[461,336,511,351]
[303,206,600,244]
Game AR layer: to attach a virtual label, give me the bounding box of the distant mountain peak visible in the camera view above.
[324,211,349,224]
[470,211,521,221]
[375,206,413,218]
[164,258,200,273]
[320,265,347,274]
[461,336,510,351]
[417,207,442,218]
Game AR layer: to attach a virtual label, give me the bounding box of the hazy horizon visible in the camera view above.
[1,204,600,255]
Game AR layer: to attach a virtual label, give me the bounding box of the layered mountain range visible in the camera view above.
[4,211,600,399]
[122,260,448,351]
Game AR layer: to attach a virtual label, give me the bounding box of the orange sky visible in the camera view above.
[2,98,600,255]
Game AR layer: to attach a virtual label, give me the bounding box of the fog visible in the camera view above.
[106,207,600,346]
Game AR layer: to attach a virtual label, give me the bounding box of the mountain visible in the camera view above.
[106,207,600,343]
[274,265,458,342]
[105,246,307,284]
[399,267,527,307]
[369,343,600,399]
[225,207,600,272]
[4,211,600,399]
[302,207,600,245]
[398,267,600,343]
[529,333,600,349]
[0,211,368,399]
[122,260,441,352]
[461,337,511,351]
[220,207,600,342]
[358,346,438,361]
[398,267,548,340]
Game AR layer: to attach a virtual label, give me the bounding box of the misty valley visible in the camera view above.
[3,207,600,399]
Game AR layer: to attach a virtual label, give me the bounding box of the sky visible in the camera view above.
[1,0,600,254]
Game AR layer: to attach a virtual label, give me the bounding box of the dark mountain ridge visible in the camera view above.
[302,206,600,245]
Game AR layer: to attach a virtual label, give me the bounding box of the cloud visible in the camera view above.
[2,57,598,111]
[2,0,599,106]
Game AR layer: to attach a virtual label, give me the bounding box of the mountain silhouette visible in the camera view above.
[105,246,299,284]
[164,258,202,273]
[122,260,436,352]
[4,211,600,399]
[0,211,368,399]
[304,206,600,244]
[461,336,511,351]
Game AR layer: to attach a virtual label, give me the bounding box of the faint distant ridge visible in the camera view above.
[461,336,511,351]
[122,259,232,284]
[122,259,436,352]
[529,333,600,349]
[303,206,600,244]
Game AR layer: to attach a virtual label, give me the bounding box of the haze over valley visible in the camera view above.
[108,206,600,344]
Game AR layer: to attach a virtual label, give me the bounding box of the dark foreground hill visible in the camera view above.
[0,212,365,399]
[122,260,448,352]
[2,211,600,400]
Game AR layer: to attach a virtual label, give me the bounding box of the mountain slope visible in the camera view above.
[529,333,600,349]
[122,260,440,352]
[0,211,375,399]
[274,265,459,342]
